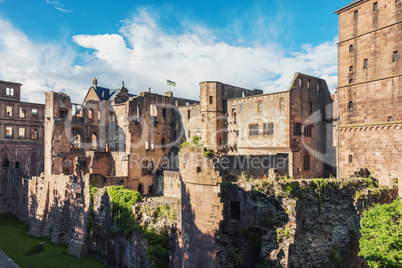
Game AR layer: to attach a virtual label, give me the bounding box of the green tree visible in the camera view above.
[359,199,402,268]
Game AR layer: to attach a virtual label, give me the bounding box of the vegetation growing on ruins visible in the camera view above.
[106,186,173,267]
[180,135,203,149]
[359,199,402,268]
[0,213,104,267]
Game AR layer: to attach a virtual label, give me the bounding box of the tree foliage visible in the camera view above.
[359,199,402,268]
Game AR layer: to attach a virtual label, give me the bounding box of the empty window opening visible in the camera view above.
[32,109,38,117]
[354,10,358,19]
[53,189,58,196]
[161,138,166,150]
[188,130,191,139]
[88,109,93,119]
[299,78,302,87]
[162,108,166,117]
[393,51,398,62]
[187,110,190,119]
[349,79,354,84]
[3,159,10,167]
[388,116,393,122]
[6,106,12,117]
[209,96,214,104]
[349,155,353,163]
[374,2,378,11]
[59,109,66,119]
[196,167,202,173]
[239,104,242,113]
[76,193,82,199]
[70,128,82,149]
[218,138,222,145]
[202,114,205,122]
[280,98,284,109]
[5,126,12,139]
[31,128,38,140]
[138,184,143,195]
[18,127,26,139]
[363,59,368,69]
[15,161,19,169]
[141,160,154,175]
[349,44,354,53]
[6,88,14,96]
[230,201,241,221]
[349,101,354,111]
[258,101,262,111]
[19,108,26,118]
[349,66,354,72]
[92,133,98,149]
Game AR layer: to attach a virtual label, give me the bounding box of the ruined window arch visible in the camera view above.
[92,133,98,150]
[70,128,82,149]
[3,159,10,167]
[348,101,354,111]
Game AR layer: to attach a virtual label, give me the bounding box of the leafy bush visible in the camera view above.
[180,135,203,149]
[107,186,142,239]
[359,199,402,268]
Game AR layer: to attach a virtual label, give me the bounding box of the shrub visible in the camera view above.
[359,199,402,268]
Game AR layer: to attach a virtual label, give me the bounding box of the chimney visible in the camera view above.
[93,78,98,89]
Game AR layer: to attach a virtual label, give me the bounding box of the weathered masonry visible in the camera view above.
[335,0,402,185]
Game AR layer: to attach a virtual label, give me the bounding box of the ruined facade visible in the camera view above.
[336,0,402,184]
[179,73,335,179]
[0,81,44,213]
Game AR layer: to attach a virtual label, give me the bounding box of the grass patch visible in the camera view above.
[0,213,105,268]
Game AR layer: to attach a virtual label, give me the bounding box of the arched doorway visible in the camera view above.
[92,133,98,150]
[138,183,143,196]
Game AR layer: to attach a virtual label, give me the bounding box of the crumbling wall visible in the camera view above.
[219,178,397,268]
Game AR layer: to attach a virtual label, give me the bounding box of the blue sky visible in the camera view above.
[0,0,352,103]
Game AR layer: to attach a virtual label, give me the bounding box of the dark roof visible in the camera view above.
[90,86,118,101]
[335,0,364,14]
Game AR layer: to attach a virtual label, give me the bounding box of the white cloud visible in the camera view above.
[45,0,71,13]
[0,11,338,104]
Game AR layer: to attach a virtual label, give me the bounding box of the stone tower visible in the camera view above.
[336,0,402,183]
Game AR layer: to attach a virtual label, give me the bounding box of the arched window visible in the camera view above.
[348,101,354,111]
[70,128,82,149]
[349,44,354,52]
[92,133,98,150]
[15,161,19,168]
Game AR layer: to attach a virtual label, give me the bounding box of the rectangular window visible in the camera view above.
[218,138,222,145]
[230,201,241,221]
[188,130,191,138]
[280,98,284,109]
[303,153,310,171]
[249,124,259,136]
[161,138,166,150]
[6,88,14,96]
[239,104,242,113]
[19,108,26,118]
[354,10,358,19]
[236,130,239,137]
[5,126,13,139]
[31,128,38,140]
[374,2,378,11]
[303,124,312,137]
[209,96,213,104]
[293,123,302,136]
[263,123,274,135]
[148,185,154,194]
[162,108,166,117]
[309,101,313,114]
[349,79,354,84]
[202,114,205,122]
[196,167,202,173]
[187,110,190,119]
[393,51,398,62]
[32,109,38,117]
[258,101,262,111]
[349,65,354,72]
[388,116,393,122]
[137,105,141,117]
[18,127,26,139]
[363,59,368,69]
[6,106,12,117]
